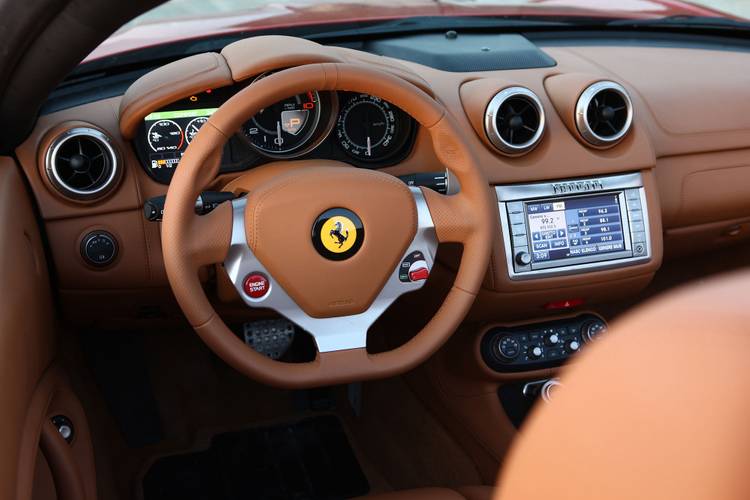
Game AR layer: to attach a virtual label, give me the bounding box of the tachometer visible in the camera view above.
[335,94,411,162]
[185,116,209,144]
[241,73,323,157]
[147,119,183,152]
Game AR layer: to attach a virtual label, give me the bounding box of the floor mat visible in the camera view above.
[142,415,370,500]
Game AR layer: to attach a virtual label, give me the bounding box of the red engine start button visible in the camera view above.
[243,273,270,299]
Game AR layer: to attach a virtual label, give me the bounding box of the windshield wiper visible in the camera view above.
[606,15,750,32]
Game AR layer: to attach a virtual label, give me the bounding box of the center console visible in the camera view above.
[481,314,607,372]
[496,172,651,280]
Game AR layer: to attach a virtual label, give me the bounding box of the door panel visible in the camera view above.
[0,157,96,500]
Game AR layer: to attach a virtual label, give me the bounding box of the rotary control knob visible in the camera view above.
[496,336,521,362]
[565,339,581,354]
[515,251,532,266]
[581,319,607,342]
[528,345,544,360]
[80,231,118,267]
[544,332,560,346]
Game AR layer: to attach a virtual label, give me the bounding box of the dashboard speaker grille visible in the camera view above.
[45,128,120,200]
[484,87,545,155]
[576,81,633,148]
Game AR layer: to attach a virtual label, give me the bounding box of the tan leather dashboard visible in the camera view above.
[13,35,750,316]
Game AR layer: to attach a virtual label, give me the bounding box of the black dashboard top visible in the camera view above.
[365,33,556,72]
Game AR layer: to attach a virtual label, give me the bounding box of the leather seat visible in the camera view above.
[359,486,494,500]
[363,270,750,500]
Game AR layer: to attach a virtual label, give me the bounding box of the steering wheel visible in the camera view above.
[162,63,495,388]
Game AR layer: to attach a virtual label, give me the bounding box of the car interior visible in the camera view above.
[3,0,750,499]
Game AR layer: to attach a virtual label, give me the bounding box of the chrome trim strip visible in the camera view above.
[575,81,634,148]
[484,86,545,155]
[224,187,438,353]
[495,172,643,202]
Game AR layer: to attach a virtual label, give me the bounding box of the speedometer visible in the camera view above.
[241,73,324,158]
[147,119,183,153]
[335,94,411,162]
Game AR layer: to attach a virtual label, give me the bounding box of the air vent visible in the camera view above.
[576,81,633,148]
[484,87,545,155]
[44,127,120,200]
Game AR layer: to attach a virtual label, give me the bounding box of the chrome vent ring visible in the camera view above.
[576,81,634,148]
[484,87,545,155]
[44,127,121,201]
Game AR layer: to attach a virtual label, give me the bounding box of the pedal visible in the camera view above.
[243,319,295,360]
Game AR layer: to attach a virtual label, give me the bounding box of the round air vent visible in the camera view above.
[44,127,121,200]
[575,81,633,148]
[484,87,545,155]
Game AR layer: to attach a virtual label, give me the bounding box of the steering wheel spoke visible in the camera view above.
[224,187,438,352]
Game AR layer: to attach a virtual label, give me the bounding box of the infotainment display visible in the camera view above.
[525,193,625,263]
[495,173,652,280]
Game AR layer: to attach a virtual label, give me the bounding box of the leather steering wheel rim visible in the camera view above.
[162,63,495,388]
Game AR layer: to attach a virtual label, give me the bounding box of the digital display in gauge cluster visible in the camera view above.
[143,108,216,173]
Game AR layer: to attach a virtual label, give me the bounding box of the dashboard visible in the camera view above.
[133,77,416,184]
[14,31,750,328]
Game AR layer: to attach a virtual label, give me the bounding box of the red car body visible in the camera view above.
[85,0,730,63]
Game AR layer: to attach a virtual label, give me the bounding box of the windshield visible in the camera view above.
[124,0,750,26]
[85,0,750,63]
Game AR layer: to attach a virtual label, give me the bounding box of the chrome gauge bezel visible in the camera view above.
[334,93,411,162]
[240,72,338,160]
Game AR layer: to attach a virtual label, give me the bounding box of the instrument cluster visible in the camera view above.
[134,73,416,184]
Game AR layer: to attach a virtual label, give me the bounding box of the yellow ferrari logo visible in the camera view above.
[320,216,357,254]
[312,208,364,261]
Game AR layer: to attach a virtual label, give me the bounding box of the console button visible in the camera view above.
[565,339,581,353]
[528,345,544,360]
[512,235,528,247]
[509,212,525,225]
[582,319,607,342]
[80,231,118,267]
[408,266,429,282]
[625,189,641,201]
[544,332,560,346]
[243,273,270,299]
[399,251,429,282]
[497,336,521,361]
[515,251,532,266]
[507,201,524,214]
[511,223,527,236]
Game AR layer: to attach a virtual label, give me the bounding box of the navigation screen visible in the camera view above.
[143,108,218,173]
[526,193,626,263]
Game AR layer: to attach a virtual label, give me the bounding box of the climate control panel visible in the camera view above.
[481,314,607,372]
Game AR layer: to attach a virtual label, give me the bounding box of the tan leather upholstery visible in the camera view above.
[162,62,495,388]
[359,486,494,500]
[496,270,750,500]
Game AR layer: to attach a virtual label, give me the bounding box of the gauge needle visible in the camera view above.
[276,121,282,145]
[366,136,372,157]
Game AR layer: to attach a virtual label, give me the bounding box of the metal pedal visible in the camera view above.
[243,319,295,360]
